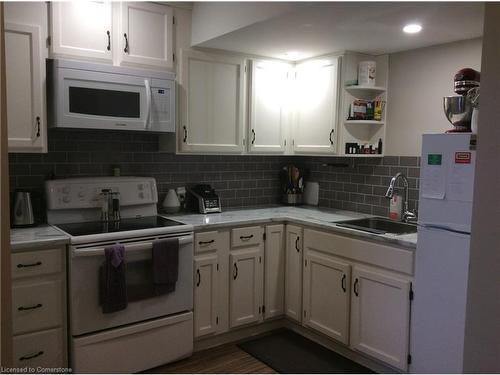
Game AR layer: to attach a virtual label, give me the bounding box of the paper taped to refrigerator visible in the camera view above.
[421,163,446,200]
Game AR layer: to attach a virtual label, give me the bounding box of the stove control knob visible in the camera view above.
[62,186,70,194]
[62,196,71,204]
[138,184,144,191]
[138,192,144,199]
[78,192,85,198]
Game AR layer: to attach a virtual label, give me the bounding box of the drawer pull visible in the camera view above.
[239,234,254,240]
[18,303,42,311]
[198,239,214,245]
[17,261,42,268]
[19,351,44,361]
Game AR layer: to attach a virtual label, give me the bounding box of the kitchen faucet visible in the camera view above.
[384,172,417,223]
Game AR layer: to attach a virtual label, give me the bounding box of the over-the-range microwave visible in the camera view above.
[48,59,175,132]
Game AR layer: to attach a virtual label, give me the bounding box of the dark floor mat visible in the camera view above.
[237,329,376,374]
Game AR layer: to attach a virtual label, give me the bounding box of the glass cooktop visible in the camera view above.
[55,216,186,237]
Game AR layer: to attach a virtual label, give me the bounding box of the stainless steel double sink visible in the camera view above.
[334,217,417,235]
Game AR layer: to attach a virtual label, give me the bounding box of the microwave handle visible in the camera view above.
[72,235,193,257]
[144,79,152,129]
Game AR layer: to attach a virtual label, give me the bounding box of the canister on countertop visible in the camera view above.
[358,61,376,87]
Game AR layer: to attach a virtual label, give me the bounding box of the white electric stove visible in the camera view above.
[45,177,194,373]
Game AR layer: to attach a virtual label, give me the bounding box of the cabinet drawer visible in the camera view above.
[13,327,65,368]
[195,231,218,254]
[12,279,63,335]
[231,226,263,248]
[11,249,63,279]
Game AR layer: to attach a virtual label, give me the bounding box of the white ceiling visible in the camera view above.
[194,2,484,60]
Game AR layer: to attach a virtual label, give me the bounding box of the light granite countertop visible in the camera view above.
[10,225,70,252]
[162,206,418,249]
[10,206,417,251]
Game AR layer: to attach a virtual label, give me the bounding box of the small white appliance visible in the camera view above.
[410,133,476,373]
[45,177,193,373]
[48,59,175,132]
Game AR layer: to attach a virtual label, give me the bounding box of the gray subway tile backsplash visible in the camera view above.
[9,129,420,218]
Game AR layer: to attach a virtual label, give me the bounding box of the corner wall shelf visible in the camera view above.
[345,120,385,125]
[345,85,386,100]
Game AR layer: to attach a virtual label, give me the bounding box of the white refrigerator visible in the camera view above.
[410,133,476,373]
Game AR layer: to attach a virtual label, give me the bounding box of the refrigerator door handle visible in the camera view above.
[418,223,471,235]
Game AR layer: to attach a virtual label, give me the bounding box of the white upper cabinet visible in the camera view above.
[118,2,174,69]
[179,50,246,153]
[5,22,47,153]
[292,56,340,154]
[50,2,113,62]
[248,60,291,153]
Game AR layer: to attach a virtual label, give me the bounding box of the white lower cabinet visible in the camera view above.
[193,254,218,338]
[264,224,285,319]
[229,247,263,328]
[10,246,67,368]
[285,225,303,322]
[350,266,411,371]
[303,250,350,345]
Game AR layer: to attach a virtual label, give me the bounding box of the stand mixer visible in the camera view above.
[443,68,480,133]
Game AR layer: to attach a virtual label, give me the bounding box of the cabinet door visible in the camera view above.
[303,250,350,344]
[264,225,285,319]
[180,50,245,153]
[229,248,262,328]
[350,266,411,371]
[119,2,173,69]
[293,56,339,154]
[285,225,303,322]
[248,60,290,153]
[193,254,218,338]
[5,23,47,153]
[50,2,112,61]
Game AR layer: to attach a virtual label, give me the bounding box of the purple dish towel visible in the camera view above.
[100,244,128,313]
[152,238,179,295]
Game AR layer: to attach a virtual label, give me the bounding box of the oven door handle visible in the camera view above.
[72,235,193,257]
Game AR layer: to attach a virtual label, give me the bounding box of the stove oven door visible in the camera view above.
[69,233,193,336]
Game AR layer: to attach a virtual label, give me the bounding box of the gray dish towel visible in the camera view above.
[152,238,179,295]
[100,244,128,313]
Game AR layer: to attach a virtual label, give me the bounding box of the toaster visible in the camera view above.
[186,184,221,214]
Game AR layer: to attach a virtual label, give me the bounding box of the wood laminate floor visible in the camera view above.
[146,343,277,374]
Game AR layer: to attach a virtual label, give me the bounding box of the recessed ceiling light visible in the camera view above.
[403,24,422,34]
[284,51,301,59]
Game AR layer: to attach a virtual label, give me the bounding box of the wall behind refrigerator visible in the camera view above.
[385,37,482,156]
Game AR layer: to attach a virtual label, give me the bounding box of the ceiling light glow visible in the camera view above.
[403,24,422,34]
